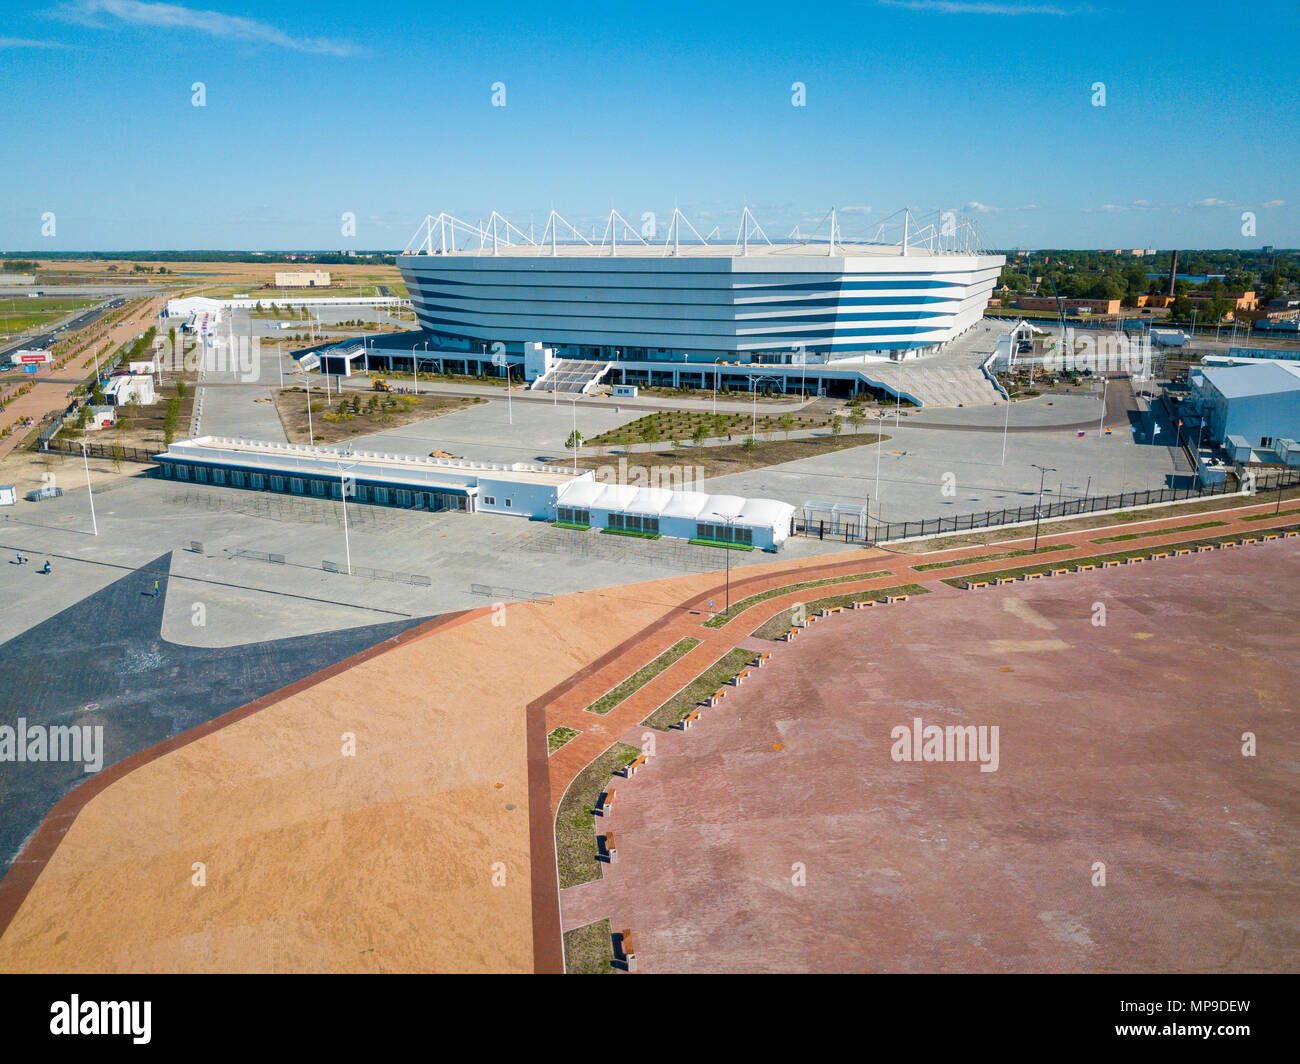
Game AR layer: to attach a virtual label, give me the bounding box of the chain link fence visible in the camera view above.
[523,524,736,573]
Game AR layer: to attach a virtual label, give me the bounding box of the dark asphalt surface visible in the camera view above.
[0,552,428,877]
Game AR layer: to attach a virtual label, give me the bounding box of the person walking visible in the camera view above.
[152,578,160,597]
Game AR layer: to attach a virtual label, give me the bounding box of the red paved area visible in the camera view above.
[559,540,1300,972]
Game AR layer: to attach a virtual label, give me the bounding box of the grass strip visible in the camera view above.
[600,527,662,540]
[552,521,590,531]
[1242,507,1300,522]
[1092,520,1226,544]
[941,525,1300,587]
[752,583,930,641]
[642,647,754,732]
[703,569,892,627]
[563,918,615,974]
[690,537,754,551]
[585,637,701,716]
[547,726,580,754]
[911,544,1070,571]
[556,742,642,889]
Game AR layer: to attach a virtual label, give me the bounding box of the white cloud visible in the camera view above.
[966,200,1000,213]
[1193,197,1227,208]
[50,0,358,56]
[878,0,1087,15]
[841,205,872,213]
[1262,199,1285,208]
[0,36,80,48]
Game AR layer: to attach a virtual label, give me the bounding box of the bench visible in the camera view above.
[1074,564,1095,572]
[1102,559,1121,567]
[1242,537,1259,544]
[852,599,874,609]
[1284,530,1298,538]
[884,594,909,604]
[1196,544,1214,553]
[624,755,648,777]
[618,928,637,972]
[1125,555,1144,564]
[706,689,727,707]
[1150,552,1170,559]
[602,832,618,864]
[1020,571,1044,580]
[1174,548,1191,555]
[753,651,772,667]
[1262,533,1279,541]
[784,628,800,641]
[731,669,751,686]
[680,710,700,730]
[964,580,988,590]
[995,576,1016,585]
[1051,568,1070,577]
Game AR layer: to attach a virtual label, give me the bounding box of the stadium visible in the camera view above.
[320,208,1007,406]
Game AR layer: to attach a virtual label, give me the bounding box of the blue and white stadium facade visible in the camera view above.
[378,208,1004,398]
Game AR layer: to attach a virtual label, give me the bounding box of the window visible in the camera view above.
[311,480,326,496]
[557,506,590,525]
[249,473,264,489]
[175,464,190,480]
[211,468,226,485]
[231,471,246,487]
[194,466,208,482]
[396,489,412,506]
[696,522,749,544]
[504,498,512,508]
[373,486,389,504]
[291,478,305,494]
[484,495,496,506]
[270,476,285,492]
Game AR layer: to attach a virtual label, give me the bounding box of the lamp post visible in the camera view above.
[1097,373,1109,437]
[80,439,98,536]
[1001,392,1010,465]
[1032,463,1056,552]
[411,342,418,393]
[710,510,739,615]
[504,361,513,425]
[336,455,357,576]
[713,359,720,415]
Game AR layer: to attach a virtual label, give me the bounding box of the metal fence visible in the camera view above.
[794,468,1300,545]
[160,486,404,530]
[324,560,432,586]
[45,438,160,464]
[232,549,286,565]
[469,582,551,601]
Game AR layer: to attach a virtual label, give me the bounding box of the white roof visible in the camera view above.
[737,497,796,528]
[555,479,605,508]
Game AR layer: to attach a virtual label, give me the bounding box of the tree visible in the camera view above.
[565,429,583,451]
[829,414,843,437]
[780,414,794,439]
[848,408,866,434]
[742,436,757,454]
[691,423,707,448]
[640,422,661,448]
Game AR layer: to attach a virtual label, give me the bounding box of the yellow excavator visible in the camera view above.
[371,377,391,392]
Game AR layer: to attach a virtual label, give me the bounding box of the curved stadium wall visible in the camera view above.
[397,250,1004,363]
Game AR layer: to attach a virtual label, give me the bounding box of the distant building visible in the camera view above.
[0,273,36,286]
[1017,296,1121,315]
[105,374,156,406]
[274,270,331,288]
[1188,290,1257,312]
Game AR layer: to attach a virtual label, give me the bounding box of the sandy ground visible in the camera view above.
[0,571,706,973]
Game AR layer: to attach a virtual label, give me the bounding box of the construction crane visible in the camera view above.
[1046,276,1071,381]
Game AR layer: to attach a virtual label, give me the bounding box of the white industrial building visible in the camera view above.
[153,436,795,550]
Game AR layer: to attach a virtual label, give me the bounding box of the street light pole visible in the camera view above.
[81,440,98,536]
[1032,463,1056,552]
[305,375,314,445]
[710,510,737,615]
[339,467,353,575]
[1097,374,1108,437]
[412,343,418,394]
[1001,393,1010,465]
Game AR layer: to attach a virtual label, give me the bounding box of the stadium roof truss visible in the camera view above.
[402,206,988,258]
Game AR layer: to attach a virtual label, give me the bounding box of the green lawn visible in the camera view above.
[563,918,616,974]
[910,544,1071,571]
[752,584,931,641]
[702,569,892,627]
[642,647,754,732]
[547,726,580,754]
[585,638,700,715]
[940,526,1300,586]
[1092,520,1227,544]
[555,742,642,889]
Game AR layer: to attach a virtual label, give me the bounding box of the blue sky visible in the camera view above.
[1,0,1296,250]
